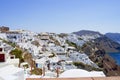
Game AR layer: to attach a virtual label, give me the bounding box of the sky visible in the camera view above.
[0,0,120,34]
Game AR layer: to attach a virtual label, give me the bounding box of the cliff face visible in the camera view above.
[79,44,120,76]
[73,30,120,53]
[106,33,120,44]
[102,54,120,76]
[73,30,120,76]
[93,36,120,52]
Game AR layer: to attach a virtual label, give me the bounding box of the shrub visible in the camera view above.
[73,62,85,68]
[78,38,83,40]
[10,49,22,59]
[73,62,102,71]
[23,64,29,68]
[10,48,24,63]
[66,40,77,48]
[31,68,42,75]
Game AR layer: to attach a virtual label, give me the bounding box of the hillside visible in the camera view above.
[73,30,120,76]
[1,28,120,77]
[73,30,102,36]
[73,30,120,52]
[93,36,120,52]
[106,33,120,44]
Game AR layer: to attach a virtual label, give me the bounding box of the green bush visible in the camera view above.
[73,62,85,68]
[10,48,24,64]
[73,62,102,71]
[31,68,42,75]
[23,64,29,68]
[66,40,77,48]
[78,38,83,40]
[10,49,22,59]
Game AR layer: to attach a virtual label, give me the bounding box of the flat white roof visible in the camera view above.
[0,65,23,75]
[0,65,24,80]
[60,69,105,78]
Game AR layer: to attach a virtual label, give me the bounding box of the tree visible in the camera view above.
[23,51,36,71]
[23,51,42,75]
[10,48,24,67]
[10,48,23,59]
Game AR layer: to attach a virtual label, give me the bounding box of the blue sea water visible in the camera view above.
[108,52,120,65]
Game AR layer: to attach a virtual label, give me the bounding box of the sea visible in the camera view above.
[108,52,120,66]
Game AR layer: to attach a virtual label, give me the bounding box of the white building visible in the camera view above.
[6,31,22,43]
[0,33,7,40]
[0,31,22,43]
[0,64,24,80]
